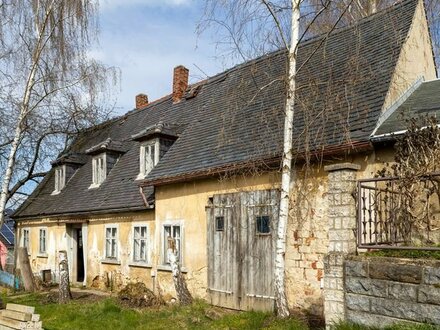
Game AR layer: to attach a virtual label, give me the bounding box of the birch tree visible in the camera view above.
[0,0,117,223]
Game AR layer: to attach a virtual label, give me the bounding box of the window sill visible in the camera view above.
[128,262,152,269]
[37,254,48,258]
[101,259,121,265]
[135,174,145,181]
[51,190,61,196]
[157,265,187,273]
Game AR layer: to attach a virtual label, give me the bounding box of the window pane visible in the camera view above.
[256,215,270,234]
[111,239,116,258]
[140,240,146,261]
[106,228,111,238]
[106,238,111,257]
[215,216,224,231]
[140,226,147,238]
[134,239,139,260]
[173,226,180,239]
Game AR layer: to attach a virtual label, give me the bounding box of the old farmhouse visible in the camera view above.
[11,0,439,320]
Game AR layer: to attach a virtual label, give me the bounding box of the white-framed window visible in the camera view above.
[22,228,30,250]
[132,224,148,263]
[53,165,66,194]
[90,153,106,188]
[39,228,47,254]
[138,140,159,179]
[105,225,118,260]
[162,223,182,265]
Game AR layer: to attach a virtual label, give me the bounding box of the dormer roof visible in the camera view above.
[51,152,88,167]
[131,122,184,141]
[85,138,127,155]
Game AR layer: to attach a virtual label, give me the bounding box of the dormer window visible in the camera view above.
[85,138,126,189]
[51,153,86,194]
[52,165,66,194]
[139,140,159,179]
[132,122,181,180]
[91,153,106,188]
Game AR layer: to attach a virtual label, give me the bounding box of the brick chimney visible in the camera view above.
[136,93,149,109]
[172,65,189,103]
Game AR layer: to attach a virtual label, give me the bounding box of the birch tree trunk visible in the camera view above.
[274,0,300,318]
[58,250,72,304]
[167,238,193,305]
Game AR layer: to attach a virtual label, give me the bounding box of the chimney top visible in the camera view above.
[172,65,189,103]
[136,93,149,109]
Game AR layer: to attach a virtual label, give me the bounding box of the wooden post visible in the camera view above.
[58,250,72,304]
[167,237,193,305]
[17,247,35,292]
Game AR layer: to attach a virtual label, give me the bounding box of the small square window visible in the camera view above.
[256,215,270,234]
[215,216,225,231]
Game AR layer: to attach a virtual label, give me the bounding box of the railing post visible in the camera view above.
[323,162,360,328]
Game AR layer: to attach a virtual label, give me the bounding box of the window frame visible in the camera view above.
[104,224,119,261]
[22,228,30,251]
[52,165,66,194]
[137,139,159,179]
[39,227,48,255]
[161,221,184,266]
[131,223,149,264]
[215,216,225,232]
[90,153,107,188]
[256,215,271,235]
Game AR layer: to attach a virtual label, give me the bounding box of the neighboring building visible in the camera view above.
[0,210,15,272]
[11,0,438,318]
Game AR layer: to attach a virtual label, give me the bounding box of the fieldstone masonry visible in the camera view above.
[323,163,360,327]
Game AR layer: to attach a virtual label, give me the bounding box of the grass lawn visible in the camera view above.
[1,292,439,330]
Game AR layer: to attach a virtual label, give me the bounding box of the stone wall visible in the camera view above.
[345,256,440,327]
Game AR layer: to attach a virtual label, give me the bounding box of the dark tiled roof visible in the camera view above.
[13,0,420,219]
[373,79,440,136]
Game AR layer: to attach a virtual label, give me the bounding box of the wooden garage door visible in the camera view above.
[207,189,279,311]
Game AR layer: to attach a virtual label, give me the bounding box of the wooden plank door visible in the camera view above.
[207,190,279,312]
[240,190,278,311]
[207,193,240,309]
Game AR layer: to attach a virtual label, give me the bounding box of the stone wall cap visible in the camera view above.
[324,163,361,172]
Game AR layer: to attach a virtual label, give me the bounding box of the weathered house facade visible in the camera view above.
[12,0,438,318]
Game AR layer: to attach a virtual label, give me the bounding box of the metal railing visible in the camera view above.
[357,175,440,250]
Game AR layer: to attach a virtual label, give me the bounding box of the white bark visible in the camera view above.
[58,250,72,304]
[274,0,300,318]
[167,238,192,305]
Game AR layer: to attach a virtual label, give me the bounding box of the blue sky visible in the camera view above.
[94,0,228,114]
